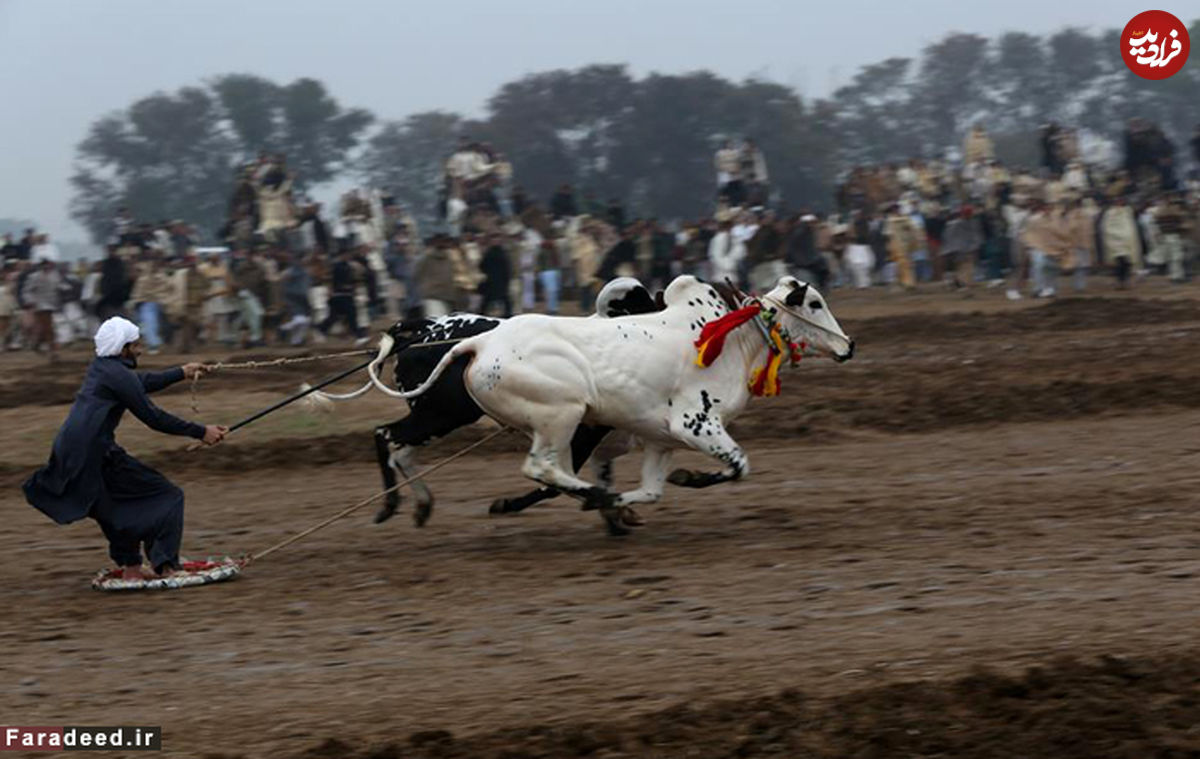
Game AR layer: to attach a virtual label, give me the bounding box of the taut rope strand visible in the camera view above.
[245,426,510,564]
[190,349,373,414]
[206,348,374,371]
[189,339,468,414]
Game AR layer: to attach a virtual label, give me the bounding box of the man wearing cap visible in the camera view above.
[22,316,228,579]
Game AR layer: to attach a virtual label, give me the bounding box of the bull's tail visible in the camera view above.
[367,333,477,400]
[308,337,396,403]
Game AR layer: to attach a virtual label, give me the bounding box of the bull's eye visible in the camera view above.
[809,301,824,310]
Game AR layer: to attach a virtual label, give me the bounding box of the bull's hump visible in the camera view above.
[662,276,733,333]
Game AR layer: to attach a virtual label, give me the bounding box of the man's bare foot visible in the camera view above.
[155,561,185,577]
[116,565,152,580]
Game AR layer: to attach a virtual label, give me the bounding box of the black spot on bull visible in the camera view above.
[386,315,501,409]
[375,315,506,524]
[682,391,722,439]
[785,281,810,309]
[605,284,658,318]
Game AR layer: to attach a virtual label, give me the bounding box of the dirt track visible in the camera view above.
[3,282,1200,758]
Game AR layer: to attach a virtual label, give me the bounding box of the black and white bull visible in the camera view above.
[352,279,660,526]
[367,275,854,535]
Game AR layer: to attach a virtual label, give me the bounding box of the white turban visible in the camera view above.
[94,316,141,357]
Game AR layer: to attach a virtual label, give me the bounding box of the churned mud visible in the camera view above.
[3,283,1199,758]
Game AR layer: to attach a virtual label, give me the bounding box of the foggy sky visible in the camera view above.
[0,0,1159,243]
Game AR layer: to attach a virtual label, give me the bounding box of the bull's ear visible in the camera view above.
[785,282,810,308]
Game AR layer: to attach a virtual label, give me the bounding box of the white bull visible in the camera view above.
[365,275,854,534]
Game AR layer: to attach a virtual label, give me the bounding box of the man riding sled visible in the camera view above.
[23,316,228,580]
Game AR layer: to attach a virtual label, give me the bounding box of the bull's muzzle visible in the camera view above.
[834,339,855,363]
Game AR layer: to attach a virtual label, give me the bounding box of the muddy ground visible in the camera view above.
[2,281,1200,758]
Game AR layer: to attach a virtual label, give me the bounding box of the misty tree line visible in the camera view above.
[71,20,1200,243]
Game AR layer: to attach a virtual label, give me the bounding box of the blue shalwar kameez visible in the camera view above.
[23,357,205,572]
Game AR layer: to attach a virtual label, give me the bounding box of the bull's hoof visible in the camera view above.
[488,498,511,515]
[668,469,724,489]
[580,487,614,512]
[374,500,399,524]
[619,506,645,527]
[413,499,434,528]
[601,507,631,536]
[667,468,699,487]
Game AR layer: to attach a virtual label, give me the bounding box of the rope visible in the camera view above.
[189,339,467,414]
[207,349,375,371]
[190,349,373,415]
[760,294,851,342]
[243,426,511,565]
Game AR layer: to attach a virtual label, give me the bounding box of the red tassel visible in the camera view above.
[749,367,768,396]
[747,325,786,396]
[694,305,762,366]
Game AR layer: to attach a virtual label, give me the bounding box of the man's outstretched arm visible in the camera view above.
[112,368,223,442]
[139,363,210,394]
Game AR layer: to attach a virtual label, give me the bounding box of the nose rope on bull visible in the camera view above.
[735,297,796,359]
[694,292,849,397]
[758,295,852,344]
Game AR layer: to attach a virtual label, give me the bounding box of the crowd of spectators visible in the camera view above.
[823,119,1198,299]
[2,119,1198,359]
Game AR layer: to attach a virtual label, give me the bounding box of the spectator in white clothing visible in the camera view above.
[707,219,743,284]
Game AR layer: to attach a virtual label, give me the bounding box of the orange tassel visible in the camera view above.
[748,324,786,397]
